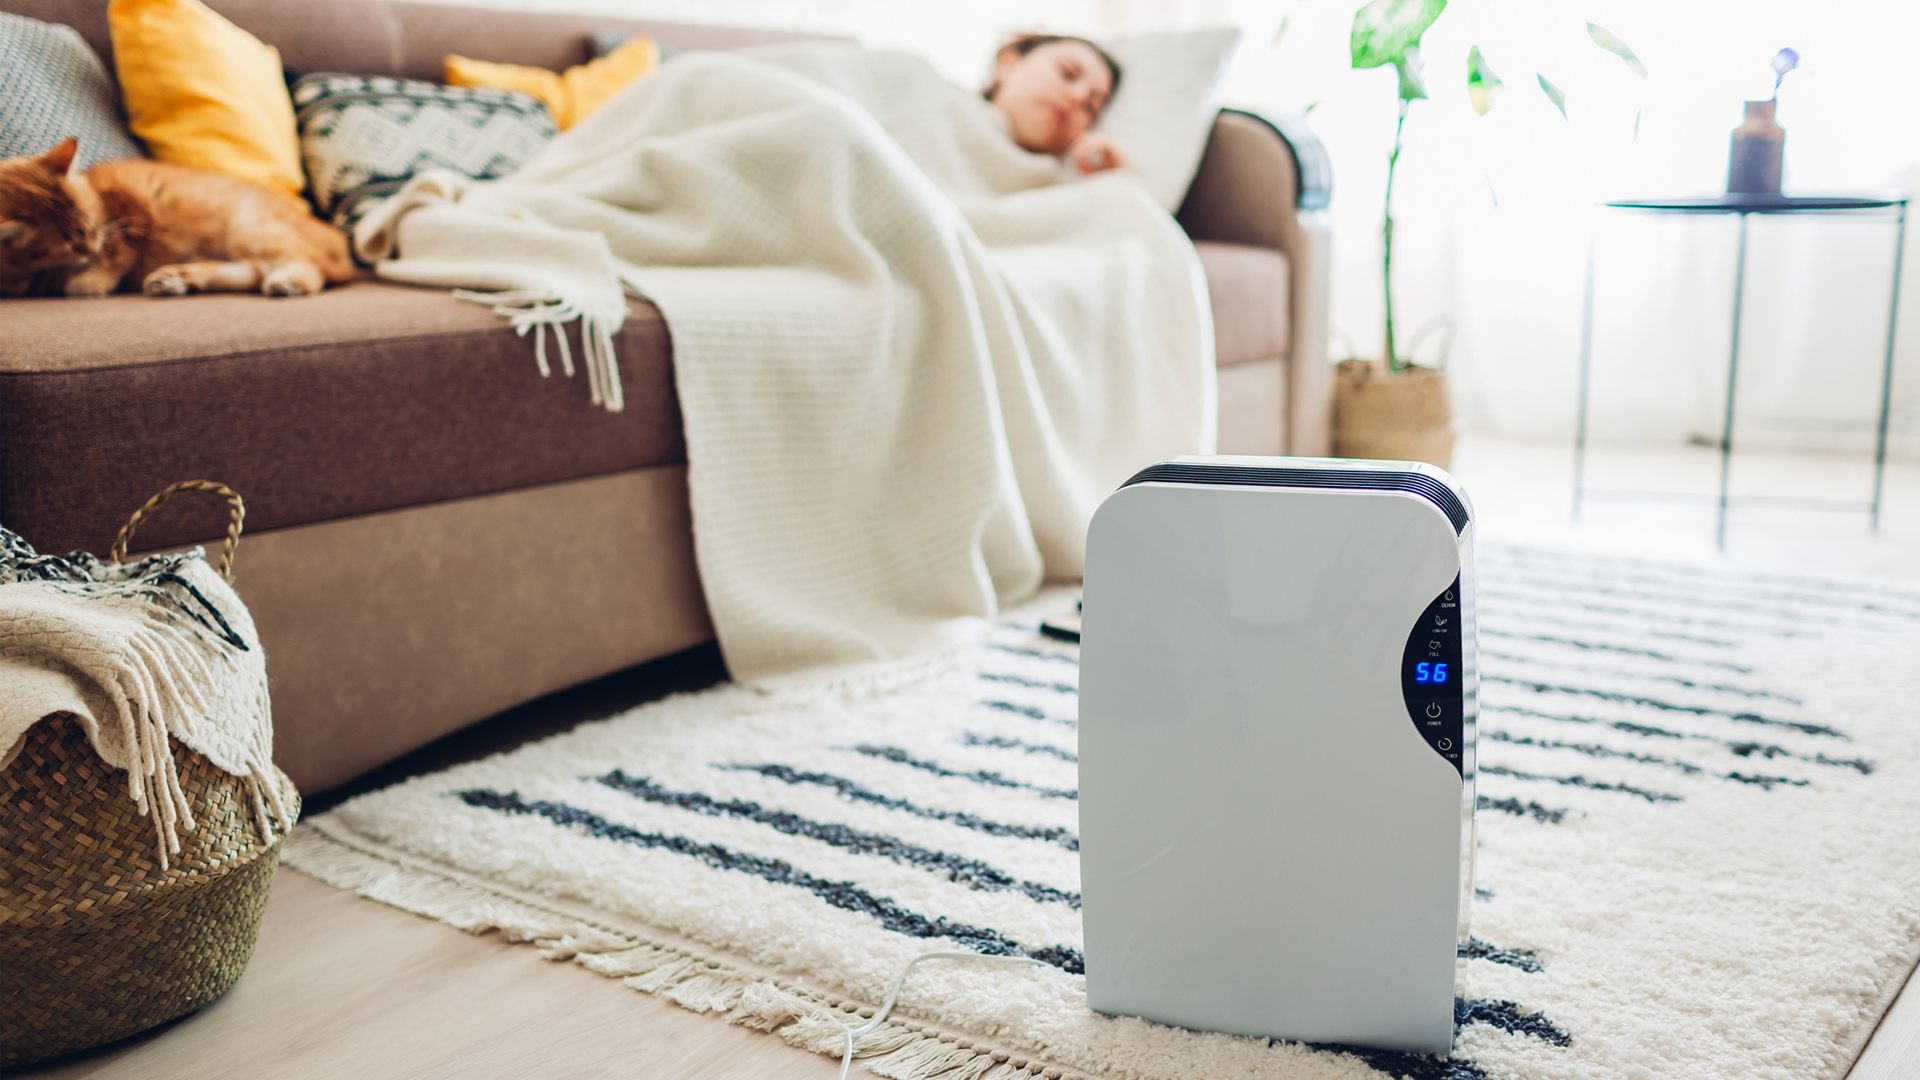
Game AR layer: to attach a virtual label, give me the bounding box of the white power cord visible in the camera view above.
[836,951,1043,1080]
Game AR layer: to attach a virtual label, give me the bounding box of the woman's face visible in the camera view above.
[991,40,1114,156]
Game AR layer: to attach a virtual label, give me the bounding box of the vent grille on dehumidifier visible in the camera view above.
[1121,462,1471,536]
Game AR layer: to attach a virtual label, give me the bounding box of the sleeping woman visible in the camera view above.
[354,35,1213,682]
[983,34,1128,177]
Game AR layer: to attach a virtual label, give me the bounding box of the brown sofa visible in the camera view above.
[0,0,1333,794]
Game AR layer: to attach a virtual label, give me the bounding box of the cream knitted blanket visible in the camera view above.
[0,530,290,867]
[353,46,1215,685]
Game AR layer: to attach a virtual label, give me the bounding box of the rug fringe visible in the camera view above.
[280,824,1076,1080]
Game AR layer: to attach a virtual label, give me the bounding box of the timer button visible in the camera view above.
[1438,738,1453,750]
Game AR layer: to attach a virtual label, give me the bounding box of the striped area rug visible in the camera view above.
[287,545,1920,1080]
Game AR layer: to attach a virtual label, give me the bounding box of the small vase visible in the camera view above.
[1727,99,1785,195]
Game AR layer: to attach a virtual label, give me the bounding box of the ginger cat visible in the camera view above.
[0,137,353,298]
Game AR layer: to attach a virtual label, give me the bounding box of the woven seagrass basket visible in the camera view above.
[0,482,301,1068]
[1332,359,1455,469]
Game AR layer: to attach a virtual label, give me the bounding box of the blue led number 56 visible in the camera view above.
[1415,662,1449,685]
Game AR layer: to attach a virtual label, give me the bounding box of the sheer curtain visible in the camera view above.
[412,0,1920,455]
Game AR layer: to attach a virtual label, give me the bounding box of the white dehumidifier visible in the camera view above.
[1078,455,1476,1054]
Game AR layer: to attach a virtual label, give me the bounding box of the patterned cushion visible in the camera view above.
[0,12,145,171]
[291,73,556,236]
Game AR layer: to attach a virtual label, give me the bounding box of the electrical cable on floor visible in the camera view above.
[837,951,1043,1080]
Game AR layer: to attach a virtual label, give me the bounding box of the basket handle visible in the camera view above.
[111,481,246,581]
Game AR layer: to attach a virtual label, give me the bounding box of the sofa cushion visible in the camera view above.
[1193,239,1289,368]
[0,280,682,555]
[293,73,557,233]
[108,0,308,200]
[443,32,660,131]
[0,11,144,170]
[1092,29,1241,213]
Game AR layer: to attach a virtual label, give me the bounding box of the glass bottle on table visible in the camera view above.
[1727,99,1785,194]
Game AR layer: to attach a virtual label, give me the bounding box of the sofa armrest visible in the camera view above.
[1176,109,1334,456]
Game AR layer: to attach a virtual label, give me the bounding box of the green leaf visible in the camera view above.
[1351,0,1446,70]
[1272,16,1290,48]
[1466,45,1503,115]
[1537,73,1568,118]
[1587,23,1648,78]
[1394,49,1428,101]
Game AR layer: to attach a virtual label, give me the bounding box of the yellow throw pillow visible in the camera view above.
[445,35,661,130]
[108,0,304,201]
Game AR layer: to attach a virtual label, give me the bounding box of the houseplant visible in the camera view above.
[1334,0,1455,466]
[1336,0,1647,466]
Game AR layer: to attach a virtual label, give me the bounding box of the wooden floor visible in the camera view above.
[15,435,1920,1079]
[1854,963,1920,1080]
[26,868,839,1080]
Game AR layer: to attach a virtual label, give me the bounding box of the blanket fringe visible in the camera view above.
[451,289,625,412]
[10,586,286,870]
[281,824,1080,1080]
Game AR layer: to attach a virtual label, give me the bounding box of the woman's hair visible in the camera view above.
[983,34,1124,102]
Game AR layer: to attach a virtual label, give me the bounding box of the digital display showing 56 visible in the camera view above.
[1401,575,1465,776]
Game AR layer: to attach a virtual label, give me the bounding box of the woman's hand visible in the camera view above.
[1067,132,1127,175]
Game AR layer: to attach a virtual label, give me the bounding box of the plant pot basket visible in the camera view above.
[1333,359,1454,468]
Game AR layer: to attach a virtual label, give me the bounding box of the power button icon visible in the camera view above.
[1426,703,1442,718]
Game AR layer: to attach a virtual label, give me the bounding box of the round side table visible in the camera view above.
[1572,195,1909,548]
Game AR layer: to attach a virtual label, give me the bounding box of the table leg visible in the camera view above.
[1718,212,1751,551]
[1872,201,1908,530]
[1574,232,1597,521]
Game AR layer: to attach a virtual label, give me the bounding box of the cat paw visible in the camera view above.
[262,269,312,297]
[63,265,117,297]
[143,269,191,296]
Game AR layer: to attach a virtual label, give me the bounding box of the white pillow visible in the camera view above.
[1091,28,1241,211]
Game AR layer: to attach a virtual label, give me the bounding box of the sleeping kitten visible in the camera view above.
[0,137,353,298]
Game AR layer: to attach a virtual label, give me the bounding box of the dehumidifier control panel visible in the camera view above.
[1403,576,1465,774]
